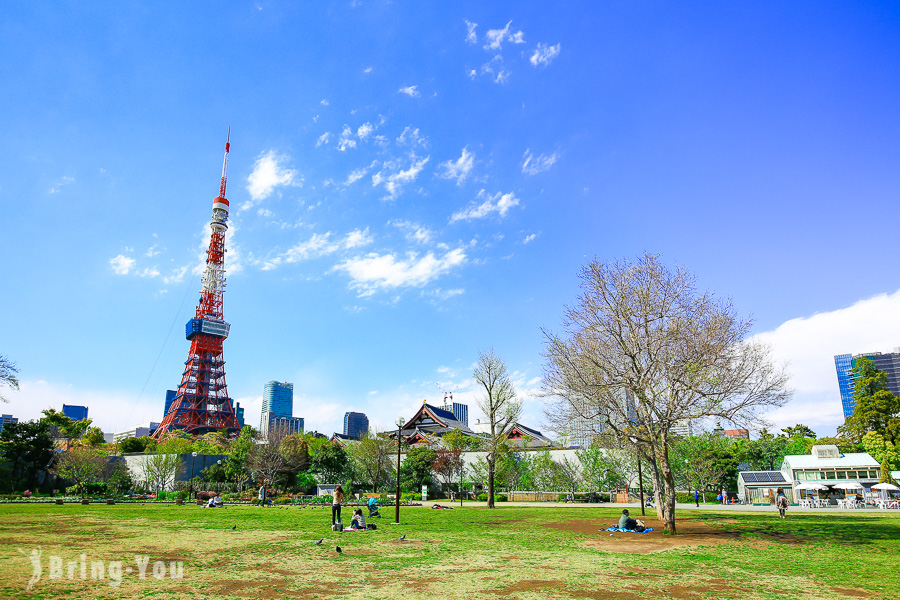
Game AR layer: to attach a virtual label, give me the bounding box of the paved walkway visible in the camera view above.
[436,500,898,513]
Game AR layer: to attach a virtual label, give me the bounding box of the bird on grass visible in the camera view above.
[336,546,342,554]
[315,538,324,545]
[232,525,237,531]
[398,534,406,541]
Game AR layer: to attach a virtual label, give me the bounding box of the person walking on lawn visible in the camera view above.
[332,485,345,527]
[694,490,700,508]
[776,488,789,519]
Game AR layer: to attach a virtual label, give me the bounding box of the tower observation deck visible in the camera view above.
[153,131,242,439]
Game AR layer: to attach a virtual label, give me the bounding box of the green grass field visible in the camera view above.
[0,503,896,599]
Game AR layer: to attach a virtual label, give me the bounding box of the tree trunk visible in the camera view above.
[650,442,677,534]
[487,459,495,509]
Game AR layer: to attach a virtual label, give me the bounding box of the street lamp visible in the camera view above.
[190,452,198,500]
[394,417,405,525]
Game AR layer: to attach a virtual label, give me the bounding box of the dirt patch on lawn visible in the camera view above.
[484,579,563,595]
[547,518,744,554]
[831,587,873,598]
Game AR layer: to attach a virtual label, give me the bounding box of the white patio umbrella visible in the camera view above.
[796,482,829,490]
[872,483,900,491]
[833,482,863,490]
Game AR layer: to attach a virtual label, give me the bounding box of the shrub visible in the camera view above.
[496,494,507,502]
[197,491,213,502]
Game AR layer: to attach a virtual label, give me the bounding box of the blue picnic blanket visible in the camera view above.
[603,526,653,533]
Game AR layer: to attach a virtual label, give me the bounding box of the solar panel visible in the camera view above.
[740,472,786,483]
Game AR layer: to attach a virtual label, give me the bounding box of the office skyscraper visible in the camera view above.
[261,381,293,431]
[343,412,369,439]
[62,404,89,421]
[835,350,900,420]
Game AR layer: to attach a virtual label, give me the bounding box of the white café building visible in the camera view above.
[738,445,880,505]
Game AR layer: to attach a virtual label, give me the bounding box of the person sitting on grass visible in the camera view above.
[618,509,646,532]
[350,508,366,530]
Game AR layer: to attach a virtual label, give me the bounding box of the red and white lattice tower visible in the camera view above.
[153,130,241,439]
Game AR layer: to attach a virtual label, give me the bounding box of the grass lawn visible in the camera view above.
[0,503,896,599]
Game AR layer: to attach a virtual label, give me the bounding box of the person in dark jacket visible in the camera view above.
[618,509,646,532]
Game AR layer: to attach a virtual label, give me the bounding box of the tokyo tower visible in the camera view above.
[153,131,242,439]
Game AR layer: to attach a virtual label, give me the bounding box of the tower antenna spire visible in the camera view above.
[219,126,231,199]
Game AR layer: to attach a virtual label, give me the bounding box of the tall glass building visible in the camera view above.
[343,412,369,439]
[834,350,900,420]
[261,381,293,431]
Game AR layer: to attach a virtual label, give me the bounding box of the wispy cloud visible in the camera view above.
[484,21,525,51]
[145,244,162,257]
[372,155,430,200]
[244,151,301,209]
[338,125,358,151]
[344,167,368,186]
[316,132,332,147]
[465,20,478,44]
[48,176,75,194]
[451,190,521,223]
[390,220,434,244]
[357,122,374,139]
[438,147,475,185]
[530,42,561,67]
[521,149,559,175]
[258,229,374,271]
[522,233,538,244]
[109,254,135,275]
[396,127,426,148]
[398,85,420,97]
[321,99,329,106]
[334,248,467,296]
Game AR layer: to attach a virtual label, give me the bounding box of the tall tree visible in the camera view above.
[50,446,107,497]
[838,357,900,444]
[41,408,92,449]
[309,442,351,486]
[0,421,54,491]
[248,423,293,489]
[0,355,19,403]
[542,254,790,533]
[348,433,394,492]
[400,446,436,492]
[781,424,816,439]
[143,453,183,493]
[474,349,522,508]
[432,448,464,497]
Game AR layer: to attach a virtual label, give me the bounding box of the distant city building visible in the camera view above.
[62,404,89,421]
[164,390,177,416]
[260,411,303,437]
[343,412,369,439]
[114,422,161,443]
[234,401,245,428]
[671,419,694,438]
[565,389,636,448]
[835,350,900,420]
[0,414,18,433]
[441,401,469,427]
[260,381,293,431]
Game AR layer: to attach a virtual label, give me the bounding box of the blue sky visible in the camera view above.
[3,2,900,439]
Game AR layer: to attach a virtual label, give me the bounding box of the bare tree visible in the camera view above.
[0,355,19,403]
[247,423,291,489]
[50,446,107,497]
[348,432,394,493]
[542,254,790,533]
[474,349,523,508]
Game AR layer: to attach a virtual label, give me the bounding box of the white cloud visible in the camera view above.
[258,229,374,271]
[48,176,75,194]
[530,42,561,67]
[484,21,525,50]
[338,125,357,152]
[162,265,189,285]
[316,132,332,147]
[450,190,521,222]
[522,149,559,175]
[344,167,368,186]
[752,290,900,436]
[244,151,300,209]
[396,127,426,148]
[138,267,160,278]
[494,69,511,84]
[390,220,434,244]
[465,20,478,44]
[438,147,475,185]
[357,122,374,139]
[467,69,477,80]
[321,99,329,106]
[109,254,135,275]
[257,208,274,217]
[334,248,467,296]
[145,244,161,257]
[522,233,537,244]
[364,66,373,74]
[371,155,430,200]
[398,85,420,97]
